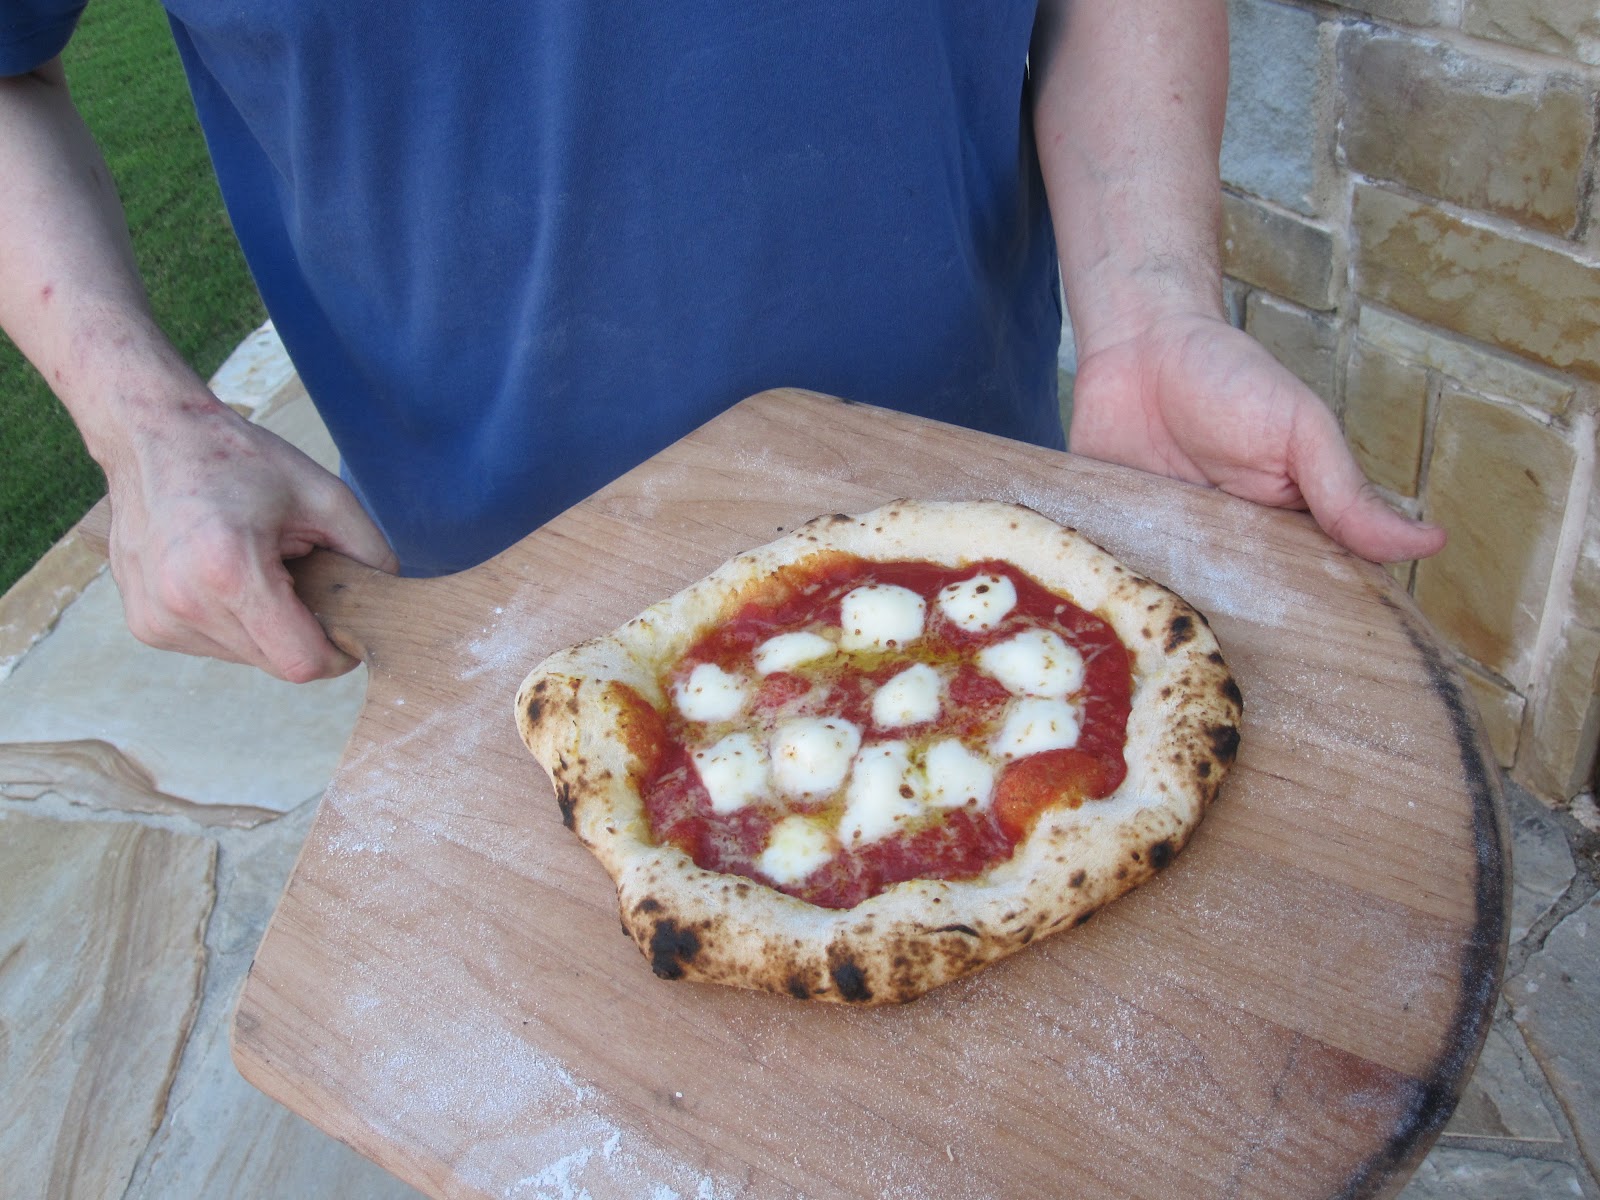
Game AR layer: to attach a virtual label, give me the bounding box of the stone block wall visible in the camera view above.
[1219,0,1600,807]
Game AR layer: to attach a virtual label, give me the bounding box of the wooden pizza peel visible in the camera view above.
[88,389,1508,1198]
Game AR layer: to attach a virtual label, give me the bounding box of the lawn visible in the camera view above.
[0,0,265,593]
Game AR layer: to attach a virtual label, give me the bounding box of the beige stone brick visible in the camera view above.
[1354,186,1600,382]
[1221,191,1338,311]
[1519,620,1600,799]
[1244,293,1340,405]
[1333,0,1448,24]
[1459,664,1527,768]
[1464,0,1600,68]
[1356,307,1576,415]
[1414,391,1576,689]
[1342,35,1594,237]
[1345,339,1431,497]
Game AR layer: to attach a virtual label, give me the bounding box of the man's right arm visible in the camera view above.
[0,57,396,681]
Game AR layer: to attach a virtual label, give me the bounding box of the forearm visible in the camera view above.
[1030,0,1229,358]
[0,58,217,474]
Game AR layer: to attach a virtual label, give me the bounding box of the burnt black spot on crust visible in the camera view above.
[934,923,980,937]
[1149,840,1175,870]
[525,695,544,725]
[636,898,662,914]
[1221,675,1244,711]
[1073,909,1097,928]
[1198,760,1213,778]
[1164,613,1196,653]
[1208,723,1242,767]
[648,920,702,980]
[831,961,873,1003]
[787,976,812,1000]
[554,782,576,829]
[1069,869,1087,888]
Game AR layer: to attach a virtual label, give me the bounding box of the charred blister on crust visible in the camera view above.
[829,959,873,1003]
[647,919,703,980]
[1164,613,1196,653]
[1149,840,1176,870]
[554,781,577,829]
[1207,723,1241,766]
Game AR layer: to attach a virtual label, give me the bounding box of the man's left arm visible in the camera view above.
[1029,0,1445,564]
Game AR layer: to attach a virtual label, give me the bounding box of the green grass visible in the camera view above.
[0,0,265,592]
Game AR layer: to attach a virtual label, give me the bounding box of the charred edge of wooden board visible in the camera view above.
[1337,593,1510,1200]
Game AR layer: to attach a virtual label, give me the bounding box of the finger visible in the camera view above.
[232,564,360,683]
[133,542,357,682]
[112,551,264,666]
[1289,412,1447,564]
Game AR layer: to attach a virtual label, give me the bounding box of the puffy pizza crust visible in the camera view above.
[515,500,1242,1005]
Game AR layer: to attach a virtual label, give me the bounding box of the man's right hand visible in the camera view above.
[102,392,398,683]
[3,57,396,681]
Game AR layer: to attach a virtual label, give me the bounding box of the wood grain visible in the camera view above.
[228,390,1506,1199]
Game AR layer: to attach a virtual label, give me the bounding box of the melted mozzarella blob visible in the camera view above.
[839,584,926,651]
[936,573,1017,633]
[923,738,997,809]
[977,628,1085,698]
[753,630,835,676]
[691,732,770,814]
[992,697,1082,759]
[770,717,862,796]
[673,662,747,722]
[871,663,942,729]
[758,816,836,884]
[839,741,923,845]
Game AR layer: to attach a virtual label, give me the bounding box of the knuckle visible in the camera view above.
[188,543,253,600]
[152,571,210,625]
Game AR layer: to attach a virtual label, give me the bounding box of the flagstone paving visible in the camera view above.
[0,325,1595,1198]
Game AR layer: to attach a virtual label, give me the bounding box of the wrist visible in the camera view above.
[1065,249,1226,363]
[53,304,222,474]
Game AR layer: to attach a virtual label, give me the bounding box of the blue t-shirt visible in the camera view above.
[6,3,1063,574]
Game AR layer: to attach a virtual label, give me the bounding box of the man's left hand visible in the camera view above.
[1069,312,1446,564]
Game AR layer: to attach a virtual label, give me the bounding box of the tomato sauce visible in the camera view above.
[631,556,1132,909]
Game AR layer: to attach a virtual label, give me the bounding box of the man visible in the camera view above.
[0,2,1444,684]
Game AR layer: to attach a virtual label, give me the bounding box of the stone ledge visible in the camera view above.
[0,522,106,683]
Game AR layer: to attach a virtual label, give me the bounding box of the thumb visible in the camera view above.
[1291,411,1447,564]
[303,477,401,574]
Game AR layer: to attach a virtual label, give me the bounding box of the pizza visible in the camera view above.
[515,499,1241,1004]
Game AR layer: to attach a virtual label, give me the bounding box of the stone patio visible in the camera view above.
[1,326,1596,1199]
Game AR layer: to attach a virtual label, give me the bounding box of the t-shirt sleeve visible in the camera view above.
[0,0,87,77]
